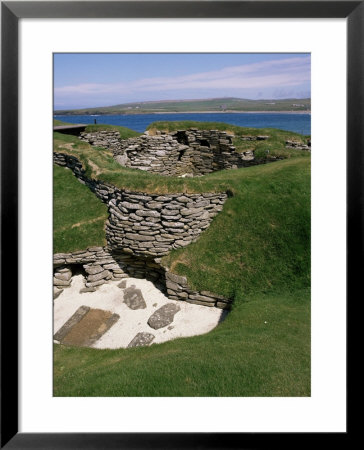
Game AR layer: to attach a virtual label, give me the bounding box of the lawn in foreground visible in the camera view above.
[54,288,310,397]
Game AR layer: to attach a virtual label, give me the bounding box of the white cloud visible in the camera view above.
[54,56,310,101]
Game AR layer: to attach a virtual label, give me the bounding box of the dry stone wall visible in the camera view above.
[53,247,232,310]
[54,246,164,286]
[53,152,228,258]
[106,190,227,257]
[53,152,115,204]
[115,134,192,175]
[79,130,123,153]
[115,129,261,175]
[54,150,232,309]
[79,128,272,176]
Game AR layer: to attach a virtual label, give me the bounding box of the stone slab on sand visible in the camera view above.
[55,306,120,347]
[54,274,225,349]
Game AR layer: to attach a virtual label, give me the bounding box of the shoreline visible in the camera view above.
[55,110,311,116]
[151,110,311,115]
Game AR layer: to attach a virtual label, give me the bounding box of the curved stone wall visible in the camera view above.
[54,152,228,257]
[106,190,227,257]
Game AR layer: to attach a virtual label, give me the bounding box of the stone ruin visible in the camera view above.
[53,151,232,310]
[79,128,272,177]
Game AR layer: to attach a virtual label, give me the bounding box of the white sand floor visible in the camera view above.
[54,274,226,349]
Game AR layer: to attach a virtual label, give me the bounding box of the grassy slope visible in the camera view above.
[54,97,311,115]
[54,164,108,253]
[162,158,310,297]
[53,121,310,396]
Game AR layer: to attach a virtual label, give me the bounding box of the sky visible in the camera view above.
[53,53,311,110]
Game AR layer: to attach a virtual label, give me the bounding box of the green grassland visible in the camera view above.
[54,164,108,253]
[54,97,311,115]
[54,119,74,126]
[53,121,310,396]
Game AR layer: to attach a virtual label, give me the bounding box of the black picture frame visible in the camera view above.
[1,1,360,448]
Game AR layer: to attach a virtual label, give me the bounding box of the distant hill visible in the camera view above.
[54,97,311,115]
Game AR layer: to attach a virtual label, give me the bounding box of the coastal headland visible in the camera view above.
[55,97,311,116]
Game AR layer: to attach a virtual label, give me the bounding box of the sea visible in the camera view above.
[54,112,311,135]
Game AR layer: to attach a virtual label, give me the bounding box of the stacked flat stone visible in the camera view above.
[53,152,228,257]
[116,134,192,176]
[53,266,72,299]
[53,247,165,289]
[165,271,231,309]
[53,146,233,309]
[53,247,233,310]
[106,190,227,257]
[78,128,277,176]
[79,130,123,153]
[111,129,258,176]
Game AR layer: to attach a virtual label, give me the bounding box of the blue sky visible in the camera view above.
[54,53,310,109]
